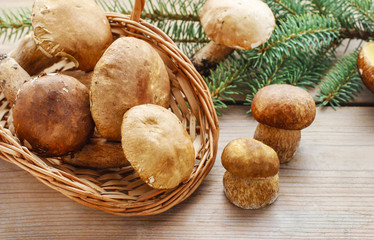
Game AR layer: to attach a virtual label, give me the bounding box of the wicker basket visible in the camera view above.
[0,0,219,216]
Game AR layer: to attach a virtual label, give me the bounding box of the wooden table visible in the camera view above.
[1,1,374,239]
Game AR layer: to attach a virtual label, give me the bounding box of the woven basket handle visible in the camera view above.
[130,0,145,22]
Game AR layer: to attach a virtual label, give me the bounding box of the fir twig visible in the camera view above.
[315,50,363,109]
[249,14,340,67]
[0,8,31,42]
[205,54,248,114]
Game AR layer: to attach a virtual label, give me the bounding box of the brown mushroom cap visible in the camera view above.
[221,138,279,178]
[12,74,94,157]
[90,37,170,141]
[200,0,275,50]
[251,84,316,130]
[61,138,129,169]
[121,104,195,189]
[32,0,113,71]
[357,41,374,94]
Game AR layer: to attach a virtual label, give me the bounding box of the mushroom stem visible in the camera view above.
[0,54,30,105]
[8,32,60,76]
[190,41,234,75]
[223,171,279,209]
[254,123,301,164]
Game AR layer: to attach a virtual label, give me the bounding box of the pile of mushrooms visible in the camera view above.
[0,0,196,190]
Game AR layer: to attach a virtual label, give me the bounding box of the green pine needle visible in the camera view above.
[205,54,248,114]
[0,8,31,42]
[315,49,363,109]
[246,14,340,67]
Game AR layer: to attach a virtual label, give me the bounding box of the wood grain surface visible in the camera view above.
[1,106,374,239]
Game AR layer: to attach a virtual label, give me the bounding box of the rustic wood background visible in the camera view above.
[1,0,374,239]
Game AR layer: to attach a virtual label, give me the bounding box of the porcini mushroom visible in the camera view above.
[191,0,275,74]
[61,138,129,169]
[357,41,374,94]
[90,37,170,141]
[12,74,94,157]
[221,138,279,209]
[251,84,316,163]
[8,32,60,76]
[0,54,30,105]
[32,0,113,71]
[121,104,195,190]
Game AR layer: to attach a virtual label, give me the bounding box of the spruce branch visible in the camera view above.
[263,0,313,20]
[0,8,31,42]
[246,14,340,67]
[315,50,363,109]
[277,49,336,88]
[311,0,374,40]
[205,54,248,114]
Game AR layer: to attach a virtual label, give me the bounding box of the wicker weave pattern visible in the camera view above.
[0,2,219,216]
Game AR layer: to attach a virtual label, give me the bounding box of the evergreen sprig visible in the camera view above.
[311,0,374,40]
[205,54,248,115]
[0,8,31,42]
[264,0,313,20]
[315,50,363,109]
[247,14,340,67]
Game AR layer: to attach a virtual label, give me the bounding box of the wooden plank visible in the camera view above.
[1,106,374,239]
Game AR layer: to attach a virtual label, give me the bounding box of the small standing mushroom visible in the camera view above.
[221,138,280,209]
[251,84,316,163]
[191,0,275,74]
[357,41,374,94]
[121,104,195,190]
[32,0,113,71]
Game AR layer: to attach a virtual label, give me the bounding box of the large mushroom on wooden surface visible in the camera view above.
[8,32,60,76]
[32,0,113,71]
[12,74,94,157]
[90,37,170,141]
[191,0,275,74]
[358,41,374,94]
[121,104,195,190]
[251,84,316,163]
[0,54,30,105]
[221,138,280,209]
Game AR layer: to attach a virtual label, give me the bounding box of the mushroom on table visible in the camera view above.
[251,84,316,163]
[221,138,280,209]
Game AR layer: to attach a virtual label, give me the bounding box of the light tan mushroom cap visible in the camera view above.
[121,104,195,189]
[200,0,275,50]
[221,138,279,178]
[32,0,113,71]
[357,41,374,94]
[251,84,316,130]
[90,37,170,141]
